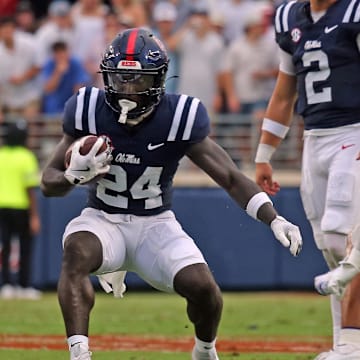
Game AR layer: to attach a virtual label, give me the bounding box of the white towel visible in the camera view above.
[97,271,127,298]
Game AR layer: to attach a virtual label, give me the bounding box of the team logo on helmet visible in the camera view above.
[146,50,161,62]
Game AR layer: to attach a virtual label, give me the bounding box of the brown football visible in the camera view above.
[64,135,110,168]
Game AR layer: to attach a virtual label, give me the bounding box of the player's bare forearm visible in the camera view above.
[41,134,75,197]
[41,167,74,197]
[260,72,297,146]
[186,138,278,225]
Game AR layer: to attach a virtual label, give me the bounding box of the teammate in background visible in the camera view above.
[41,28,303,360]
[254,0,360,359]
[0,118,41,299]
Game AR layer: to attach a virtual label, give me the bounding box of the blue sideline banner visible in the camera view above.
[31,187,327,290]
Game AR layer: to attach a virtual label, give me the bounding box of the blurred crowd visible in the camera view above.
[0,0,281,125]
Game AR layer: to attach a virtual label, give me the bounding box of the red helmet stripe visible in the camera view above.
[126,29,139,60]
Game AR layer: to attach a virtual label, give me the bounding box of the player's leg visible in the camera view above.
[58,231,102,336]
[16,209,42,299]
[315,226,360,298]
[58,230,102,359]
[17,210,33,288]
[322,274,360,360]
[316,134,360,360]
[131,211,222,360]
[0,209,15,298]
[300,135,343,353]
[174,263,223,360]
[59,208,127,360]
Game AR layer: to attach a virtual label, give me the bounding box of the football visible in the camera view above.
[64,135,110,168]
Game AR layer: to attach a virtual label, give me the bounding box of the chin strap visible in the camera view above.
[118,99,137,124]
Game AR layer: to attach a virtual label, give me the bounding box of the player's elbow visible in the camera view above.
[40,172,71,197]
[40,182,70,197]
[217,169,238,194]
[40,181,54,197]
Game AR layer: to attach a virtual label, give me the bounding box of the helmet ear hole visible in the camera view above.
[100,28,169,121]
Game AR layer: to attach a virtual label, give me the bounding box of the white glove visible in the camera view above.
[270,216,303,256]
[64,137,112,185]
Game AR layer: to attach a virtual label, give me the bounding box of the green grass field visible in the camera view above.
[0,290,332,359]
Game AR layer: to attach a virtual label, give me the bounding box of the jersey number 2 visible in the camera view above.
[96,165,163,209]
[303,50,332,104]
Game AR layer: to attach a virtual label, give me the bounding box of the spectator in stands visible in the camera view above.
[174,4,225,115]
[15,1,38,34]
[41,41,91,115]
[151,1,179,94]
[0,16,42,124]
[165,0,203,31]
[36,0,75,65]
[218,0,258,44]
[71,0,109,87]
[110,0,149,28]
[0,118,41,300]
[222,7,279,121]
[103,11,129,45]
[209,11,225,37]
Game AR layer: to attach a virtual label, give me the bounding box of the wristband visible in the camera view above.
[262,118,290,139]
[246,192,273,220]
[254,143,276,163]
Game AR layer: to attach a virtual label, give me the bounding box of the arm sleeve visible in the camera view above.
[278,48,296,75]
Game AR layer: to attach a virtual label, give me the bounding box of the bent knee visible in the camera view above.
[174,264,223,307]
[62,231,103,273]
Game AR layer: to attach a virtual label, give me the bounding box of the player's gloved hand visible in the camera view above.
[64,137,112,185]
[270,216,303,256]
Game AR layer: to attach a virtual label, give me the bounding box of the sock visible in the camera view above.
[339,328,360,346]
[330,295,341,347]
[194,337,216,352]
[67,335,89,350]
[193,337,219,360]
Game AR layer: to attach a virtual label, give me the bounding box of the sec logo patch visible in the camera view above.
[291,28,301,42]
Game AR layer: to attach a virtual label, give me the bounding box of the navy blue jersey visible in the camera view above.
[275,0,360,129]
[63,87,210,215]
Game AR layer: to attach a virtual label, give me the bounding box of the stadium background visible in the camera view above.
[0,0,327,291]
[0,108,326,292]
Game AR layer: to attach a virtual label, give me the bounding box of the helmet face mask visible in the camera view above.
[105,72,156,94]
[100,28,169,123]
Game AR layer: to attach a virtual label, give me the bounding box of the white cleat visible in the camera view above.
[314,350,334,360]
[324,344,360,360]
[16,287,42,300]
[70,343,92,360]
[0,284,16,299]
[192,347,219,360]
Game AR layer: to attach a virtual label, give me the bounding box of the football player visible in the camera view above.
[254,0,360,359]
[41,28,303,360]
